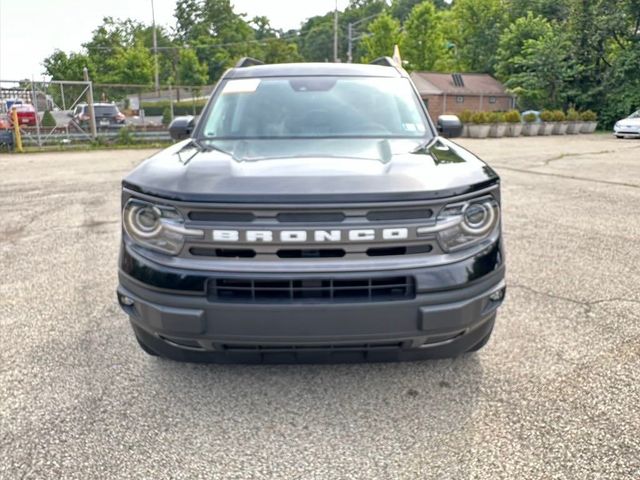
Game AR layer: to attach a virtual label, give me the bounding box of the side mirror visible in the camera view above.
[169,115,195,141]
[67,111,73,117]
[437,115,463,138]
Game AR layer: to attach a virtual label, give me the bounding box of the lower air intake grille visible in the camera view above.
[208,276,415,303]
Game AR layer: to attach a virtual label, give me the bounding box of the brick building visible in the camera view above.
[409,72,516,116]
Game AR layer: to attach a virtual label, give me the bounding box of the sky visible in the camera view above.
[0,0,349,81]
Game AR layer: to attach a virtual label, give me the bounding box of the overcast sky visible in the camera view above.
[0,0,349,80]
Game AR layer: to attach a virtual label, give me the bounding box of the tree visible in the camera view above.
[495,13,552,81]
[448,0,506,73]
[42,50,92,80]
[112,42,155,85]
[506,0,571,23]
[361,13,402,62]
[175,0,257,81]
[504,26,574,109]
[175,48,209,87]
[401,2,447,71]
[391,0,450,22]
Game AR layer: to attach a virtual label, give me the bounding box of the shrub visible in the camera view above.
[523,112,537,123]
[141,99,206,116]
[471,111,490,124]
[580,110,597,121]
[458,110,474,123]
[566,108,580,121]
[116,126,135,145]
[540,110,554,122]
[552,110,566,122]
[41,110,57,128]
[504,110,521,123]
[487,112,506,123]
[162,107,173,126]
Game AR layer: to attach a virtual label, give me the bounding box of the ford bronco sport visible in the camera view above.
[117,57,506,363]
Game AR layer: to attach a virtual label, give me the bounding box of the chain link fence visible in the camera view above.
[0,78,213,150]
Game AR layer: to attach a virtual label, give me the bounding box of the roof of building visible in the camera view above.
[410,72,509,96]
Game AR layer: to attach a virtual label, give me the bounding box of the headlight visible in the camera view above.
[123,199,203,255]
[433,196,500,252]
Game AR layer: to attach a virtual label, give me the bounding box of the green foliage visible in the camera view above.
[142,99,207,116]
[580,110,597,121]
[566,108,580,121]
[448,0,507,73]
[551,110,566,122]
[504,110,521,123]
[495,13,552,81]
[458,110,474,123]
[487,111,506,123]
[522,112,537,123]
[116,126,135,145]
[41,111,57,128]
[540,110,554,122]
[162,107,173,126]
[503,26,574,109]
[471,111,490,124]
[401,2,448,71]
[362,13,402,62]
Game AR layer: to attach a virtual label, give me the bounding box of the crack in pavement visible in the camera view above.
[490,165,640,189]
[540,144,640,166]
[509,283,640,314]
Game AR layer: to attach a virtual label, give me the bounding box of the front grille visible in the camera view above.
[180,199,450,261]
[208,276,415,303]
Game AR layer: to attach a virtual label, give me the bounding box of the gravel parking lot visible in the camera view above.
[1,135,639,479]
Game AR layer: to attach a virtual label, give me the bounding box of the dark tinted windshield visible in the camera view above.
[201,76,430,139]
[93,105,119,116]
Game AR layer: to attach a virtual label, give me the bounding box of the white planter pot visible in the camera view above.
[566,121,583,134]
[489,123,507,138]
[522,123,540,136]
[468,124,491,138]
[539,122,555,135]
[552,122,569,135]
[462,124,470,137]
[581,121,598,133]
[505,123,522,137]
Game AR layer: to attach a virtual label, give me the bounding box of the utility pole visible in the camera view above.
[347,23,353,63]
[151,0,160,96]
[347,13,382,63]
[333,0,339,62]
[83,67,97,140]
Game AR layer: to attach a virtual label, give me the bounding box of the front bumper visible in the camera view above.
[117,241,505,362]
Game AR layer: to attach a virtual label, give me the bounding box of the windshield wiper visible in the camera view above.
[175,139,231,165]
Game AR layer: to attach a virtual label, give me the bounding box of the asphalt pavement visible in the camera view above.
[0,134,638,479]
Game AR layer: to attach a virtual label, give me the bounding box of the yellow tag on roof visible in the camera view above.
[222,79,261,94]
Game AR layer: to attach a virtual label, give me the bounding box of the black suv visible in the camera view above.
[117,58,505,363]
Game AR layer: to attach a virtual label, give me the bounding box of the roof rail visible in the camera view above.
[234,57,264,68]
[369,57,398,68]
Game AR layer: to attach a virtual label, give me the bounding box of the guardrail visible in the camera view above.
[18,128,172,146]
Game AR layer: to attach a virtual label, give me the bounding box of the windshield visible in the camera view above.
[201,76,430,140]
[93,105,119,116]
[629,110,640,119]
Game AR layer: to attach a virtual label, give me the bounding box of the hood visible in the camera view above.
[123,137,499,203]
[619,117,640,126]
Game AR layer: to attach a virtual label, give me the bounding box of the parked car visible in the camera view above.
[71,103,126,128]
[9,104,37,127]
[4,98,23,112]
[613,110,640,138]
[117,57,505,363]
